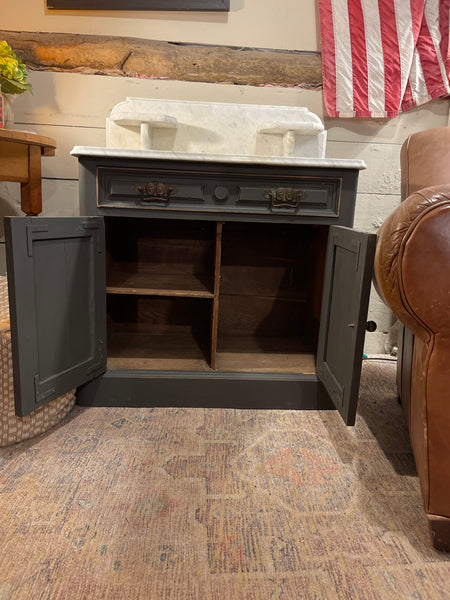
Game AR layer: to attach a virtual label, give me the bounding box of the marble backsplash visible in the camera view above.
[106,97,327,159]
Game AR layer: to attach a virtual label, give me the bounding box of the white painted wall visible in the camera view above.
[2,2,449,354]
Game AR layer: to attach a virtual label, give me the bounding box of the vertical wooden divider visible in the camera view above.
[210,221,224,369]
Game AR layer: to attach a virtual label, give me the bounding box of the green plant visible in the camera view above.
[0,41,32,95]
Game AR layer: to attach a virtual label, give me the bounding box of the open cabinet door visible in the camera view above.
[4,217,107,417]
[316,226,376,425]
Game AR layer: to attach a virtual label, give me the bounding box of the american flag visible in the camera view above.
[318,0,450,118]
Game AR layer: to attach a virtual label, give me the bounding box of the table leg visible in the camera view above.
[20,145,43,216]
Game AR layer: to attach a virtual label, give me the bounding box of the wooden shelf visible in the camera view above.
[216,336,316,374]
[107,332,211,371]
[107,331,316,375]
[106,271,215,298]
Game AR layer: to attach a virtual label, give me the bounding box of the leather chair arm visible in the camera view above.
[375,184,450,343]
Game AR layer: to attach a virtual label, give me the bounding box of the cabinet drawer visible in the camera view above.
[97,166,343,219]
[98,169,205,209]
[237,178,341,216]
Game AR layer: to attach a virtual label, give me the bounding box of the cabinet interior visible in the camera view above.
[104,217,328,374]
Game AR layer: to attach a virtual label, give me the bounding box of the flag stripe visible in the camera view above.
[406,0,429,105]
[361,0,386,116]
[318,0,450,118]
[393,0,416,100]
[379,0,403,116]
[408,51,428,106]
[439,0,450,67]
[348,0,369,116]
[400,79,414,113]
[318,0,338,117]
[333,0,354,116]
[421,0,450,94]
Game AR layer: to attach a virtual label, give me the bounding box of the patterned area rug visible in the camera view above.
[0,357,449,599]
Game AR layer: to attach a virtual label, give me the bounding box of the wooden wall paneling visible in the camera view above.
[324,99,449,145]
[11,124,105,181]
[40,179,80,217]
[0,182,22,225]
[16,71,325,128]
[16,72,445,148]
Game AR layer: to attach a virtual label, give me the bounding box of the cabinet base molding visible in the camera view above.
[76,371,334,411]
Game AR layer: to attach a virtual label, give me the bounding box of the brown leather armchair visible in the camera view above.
[374,126,450,551]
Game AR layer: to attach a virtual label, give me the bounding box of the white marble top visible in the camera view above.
[71,146,367,171]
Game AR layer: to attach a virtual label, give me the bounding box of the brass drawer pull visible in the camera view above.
[264,187,306,209]
[134,182,178,202]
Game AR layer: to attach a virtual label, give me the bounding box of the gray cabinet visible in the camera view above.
[5,155,375,425]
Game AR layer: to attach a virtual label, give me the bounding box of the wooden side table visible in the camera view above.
[0,129,57,216]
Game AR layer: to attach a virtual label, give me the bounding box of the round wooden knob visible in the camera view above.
[213,186,229,202]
